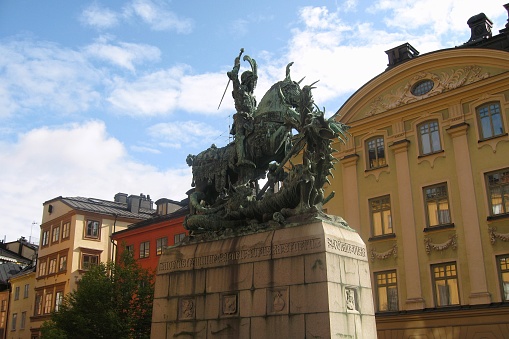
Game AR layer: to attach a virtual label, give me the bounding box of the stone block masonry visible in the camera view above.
[151,220,376,339]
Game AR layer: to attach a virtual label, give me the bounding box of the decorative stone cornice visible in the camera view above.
[366,66,490,116]
[370,244,397,262]
[488,226,509,244]
[424,233,457,254]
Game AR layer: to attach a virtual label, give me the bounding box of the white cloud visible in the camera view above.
[369,0,507,42]
[0,39,102,117]
[83,37,161,71]
[107,67,184,115]
[80,3,120,29]
[147,121,223,149]
[131,145,162,154]
[123,0,194,33]
[107,66,232,116]
[0,121,192,243]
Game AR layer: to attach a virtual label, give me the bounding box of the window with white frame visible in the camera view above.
[366,136,386,169]
[14,286,20,300]
[369,195,393,237]
[41,230,49,247]
[59,255,67,272]
[156,237,167,256]
[24,284,29,298]
[55,291,64,312]
[38,260,47,277]
[48,258,57,274]
[423,183,451,227]
[44,293,52,314]
[486,168,509,216]
[477,101,504,140]
[82,253,99,270]
[62,221,70,239]
[418,120,441,155]
[375,270,398,312]
[85,220,100,239]
[140,241,150,258]
[431,262,460,307]
[52,225,60,243]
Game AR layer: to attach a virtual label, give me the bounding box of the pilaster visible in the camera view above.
[446,122,491,304]
[390,139,425,310]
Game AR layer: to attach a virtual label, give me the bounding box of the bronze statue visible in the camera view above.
[227,48,257,167]
[185,49,350,235]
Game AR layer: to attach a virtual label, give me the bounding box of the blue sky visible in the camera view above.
[0,0,507,242]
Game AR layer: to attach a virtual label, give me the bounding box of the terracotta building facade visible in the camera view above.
[112,198,188,272]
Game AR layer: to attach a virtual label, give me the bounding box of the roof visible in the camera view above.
[0,262,23,285]
[9,264,36,280]
[0,247,31,265]
[49,196,156,220]
[112,205,189,236]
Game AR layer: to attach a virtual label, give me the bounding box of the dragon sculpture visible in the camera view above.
[185,49,349,235]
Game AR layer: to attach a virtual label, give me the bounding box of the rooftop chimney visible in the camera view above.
[139,194,153,210]
[114,192,128,204]
[127,195,141,214]
[500,3,509,33]
[465,13,493,44]
[385,43,419,69]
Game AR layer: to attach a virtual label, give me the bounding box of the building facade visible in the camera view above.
[30,193,155,338]
[6,267,36,339]
[327,6,509,336]
[112,198,188,272]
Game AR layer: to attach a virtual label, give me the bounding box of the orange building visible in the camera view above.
[112,198,188,272]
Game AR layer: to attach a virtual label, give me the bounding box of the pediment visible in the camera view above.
[338,49,509,124]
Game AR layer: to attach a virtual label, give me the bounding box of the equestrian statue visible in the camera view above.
[185,49,350,235]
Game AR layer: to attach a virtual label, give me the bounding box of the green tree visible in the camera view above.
[41,249,154,339]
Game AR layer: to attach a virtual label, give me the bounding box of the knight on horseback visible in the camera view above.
[227,48,257,167]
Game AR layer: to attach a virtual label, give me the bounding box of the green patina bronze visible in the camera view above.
[185,49,350,235]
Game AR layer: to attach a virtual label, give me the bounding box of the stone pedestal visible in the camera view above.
[151,220,376,339]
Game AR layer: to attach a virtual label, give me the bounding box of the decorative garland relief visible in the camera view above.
[366,65,490,116]
[424,233,457,254]
[488,226,509,244]
[370,244,398,262]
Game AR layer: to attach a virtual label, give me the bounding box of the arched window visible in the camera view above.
[366,136,386,169]
[418,120,441,155]
[477,102,504,140]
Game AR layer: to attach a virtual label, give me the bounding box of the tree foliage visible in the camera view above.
[41,248,154,339]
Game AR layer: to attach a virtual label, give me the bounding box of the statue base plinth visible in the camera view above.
[151,219,376,339]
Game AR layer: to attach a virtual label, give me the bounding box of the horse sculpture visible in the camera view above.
[185,50,349,233]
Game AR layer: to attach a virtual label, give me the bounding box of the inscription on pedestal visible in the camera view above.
[326,236,367,260]
[159,237,322,273]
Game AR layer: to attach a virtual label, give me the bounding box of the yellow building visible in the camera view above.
[328,7,509,337]
[30,193,155,338]
[6,267,36,339]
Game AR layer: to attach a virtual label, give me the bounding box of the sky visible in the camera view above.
[0,0,507,243]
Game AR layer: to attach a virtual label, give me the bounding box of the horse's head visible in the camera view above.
[254,62,304,118]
